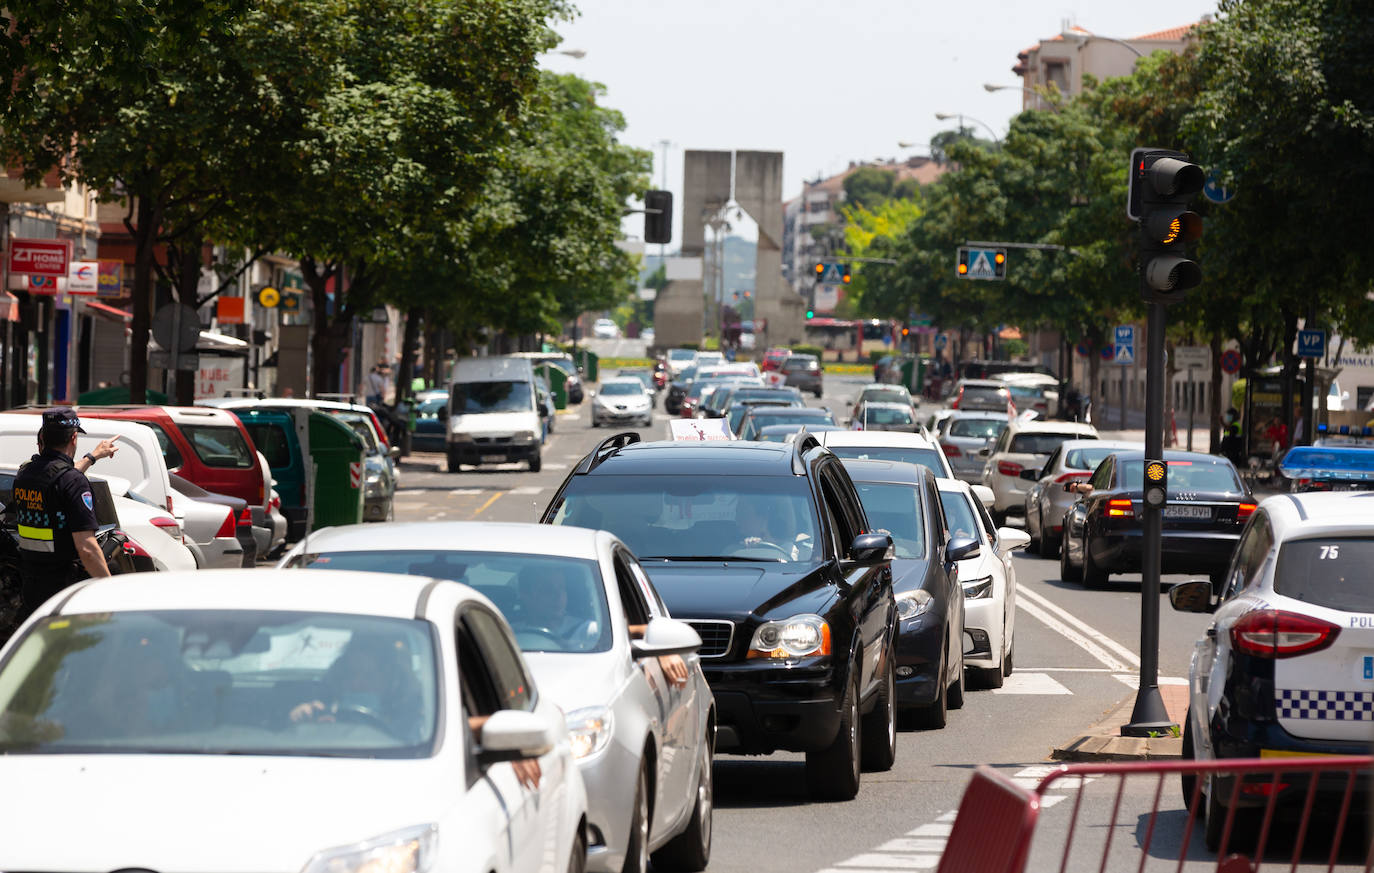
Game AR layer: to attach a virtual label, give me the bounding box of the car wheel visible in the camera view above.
[653,736,713,871]
[1002,636,1014,677]
[1081,539,1108,589]
[1041,524,1061,559]
[912,646,948,730]
[446,449,462,474]
[1202,772,1257,854]
[623,764,650,873]
[1181,707,1198,810]
[947,637,965,710]
[568,824,587,873]
[1026,513,1041,555]
[805,674,861,801]
[860,655,896,772]
[1060,534,1082,584]
[814,387,824,399]
[591,416,600,428]
[529,452,542,473]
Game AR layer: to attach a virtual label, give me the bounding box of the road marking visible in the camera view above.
[1018,667,1116,673]
[449,488,482,496]
[992,672,1072,695]
[1113,674,1189,688]
[1016,584,1141,668]
[542,463,568,471]
[1015,592,1134,673]
[471,492,504,517]
[834,855,939,870]
[509,486,543,496]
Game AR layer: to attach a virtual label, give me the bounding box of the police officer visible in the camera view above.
[13,408,121,621]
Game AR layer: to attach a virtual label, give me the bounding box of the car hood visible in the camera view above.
[524,651,623,713]
[641,562,838,622]
[450,411,536,432]
[889,557,937,596]
[0,754,451,873]
[596,394,650,408]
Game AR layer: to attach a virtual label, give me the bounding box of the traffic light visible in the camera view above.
[900,326,910,337]
[1129,149,1203,304]
[841,263,851,284]
[644,190,673,244]
[806,309,815,319]
[956,246,1006,280]
[1142,459,1168,511]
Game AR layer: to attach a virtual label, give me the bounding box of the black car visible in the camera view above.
[737,406,836,441]
[841,459,970,728]
[541,433,897,800]
[1059,450,1254,589]
[664,365,698,414]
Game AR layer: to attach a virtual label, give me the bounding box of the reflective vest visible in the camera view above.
[13,456,75,556]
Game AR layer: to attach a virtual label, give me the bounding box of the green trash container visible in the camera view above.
[536,363,569,410]
[573,349,599,383]
[307,411,366,531]
[899,358,925,396]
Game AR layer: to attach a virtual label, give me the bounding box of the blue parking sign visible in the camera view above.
[1297,328,1326,359]
[1113,325,1135,366]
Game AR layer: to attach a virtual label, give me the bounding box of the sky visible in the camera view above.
[542,0,1221,244]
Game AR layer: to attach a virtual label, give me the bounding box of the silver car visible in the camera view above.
[936,412,1009,483]
[280,522,717,873]
[165,486,246,569]
[1023,440,1138,558]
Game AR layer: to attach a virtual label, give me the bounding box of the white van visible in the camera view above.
[446,356,545,473]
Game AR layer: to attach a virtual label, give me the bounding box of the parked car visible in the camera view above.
[542,433,898,800]
[283,522,716,873]
[169,473,254,568]
[949,379,1011,412]
[937,412,1009,483]
[591,377,654,428]
[0,569,588,873]
[1170,492,1374,850]
[850,401,920,433]
[935,479,1028,689]
[778,354,824,397]
[1023,439,1138,557]
[1059,450,1254,589]
[412,390,450,453]
[980,420,1100,524]
[736,406,836,441]
[841,460,966,726]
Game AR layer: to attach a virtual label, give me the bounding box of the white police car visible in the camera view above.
[1170,491,1374,849]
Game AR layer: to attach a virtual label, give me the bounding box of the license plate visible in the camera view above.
[480,454,505,463]
[1164,505,1211,519]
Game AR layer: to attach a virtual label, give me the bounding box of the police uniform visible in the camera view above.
[13,410,100,620]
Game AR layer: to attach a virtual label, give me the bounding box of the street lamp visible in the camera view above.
[934,112,1002,144]
[1059,29,1144,58]
[896,141,931,150]
[552,48,587,58]
[983,82,1061,113]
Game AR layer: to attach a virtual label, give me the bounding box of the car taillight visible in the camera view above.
[1231,610,1340,658]
[270,495,281,511]
[940,442,962,458]
[1237,502,1257,523]
[951,394,961,409]
[215,510,236,539]
[122,537,151,558]
[1055,471,1092,484]
[1106,498,1135,518]
[150,516,181,540]
[166,494,174,515]
[371,413,390,448]
[238,507,253,526]
[997,461,1022,477]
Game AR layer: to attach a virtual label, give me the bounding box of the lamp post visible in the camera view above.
[1060,29,1145,58]
[934,112,1002,144]
[553,48,587,58]
[982,82,1061,113]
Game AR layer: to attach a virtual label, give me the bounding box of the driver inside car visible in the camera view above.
[509,565,599,646]
[289,634,424,741]
[736,494,807,560]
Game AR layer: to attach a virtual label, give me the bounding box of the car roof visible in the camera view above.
[935,477,975,495]
[747,405,831,416]
[858,401,913,412]
[860,383,909,392]
[759,423,843,434]
[581,439,801,475]
[958,379,1007,388]
[1057,439,1138,451]
[292,522,608,561]
[1259,492,1374,538]
[817,430,939,450]
[945,410,1009,420]
[47,569,454,619]
[1007,421,1099,435]
[208,397,375,413]
[839,458,931,486]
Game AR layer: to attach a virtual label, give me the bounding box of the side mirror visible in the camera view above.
[1019,468,1041,482]
[945,536,980,563]
[847,532,894,567]
[631,617,702,659]
[389,446,401,460]
[475,709,561,762]
[996,528,1032,551]
[1169,579,1217,614]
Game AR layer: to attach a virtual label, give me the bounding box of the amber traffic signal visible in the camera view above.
[1130,149,1203,304]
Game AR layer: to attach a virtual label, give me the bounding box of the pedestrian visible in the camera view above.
[1219,408,1244,467]
[366,362,388,406]
[12,408,121,623]
[1264,415,1289,460]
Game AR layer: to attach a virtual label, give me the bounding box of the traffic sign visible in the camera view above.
[1173,346,1209,370]
[1113,325,1135,366]
[1202,170,1235,205]
[257,286,281,308]
[934,335,947,351]
[1297,328,1327,359]
[67,261,99,295]
[152,303,202,353]
[957,246,1006,281]
[815,262,847,284]
[1220,349,1242,375]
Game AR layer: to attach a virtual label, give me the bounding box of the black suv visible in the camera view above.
[541,433,896,800]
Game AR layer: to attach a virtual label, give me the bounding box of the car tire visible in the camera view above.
[623,764,650,873]
[1060,535,1082,583]
[446,449,462,474]
[1203,773,1256,854]
[529,451,542,473]
[568,824,588,873]
[805,674,861,801]
[860,655,896,772]
[1026,518,1041,555]
[653,736,713,871]
[947,639,965,710]
[814,387,824,399]
[1181,707,1198,810]
[1081,539,1108,588]
[912,646,948,730]
[1002,637,1014,677]
[1041,526,1060,560]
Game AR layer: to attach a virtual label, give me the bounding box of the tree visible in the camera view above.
[842,167,896,211]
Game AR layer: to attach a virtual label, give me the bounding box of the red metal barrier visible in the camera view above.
[938,756,1373,873]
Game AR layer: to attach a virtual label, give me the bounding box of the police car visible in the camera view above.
[1170,491,1374,849]
[1276,424,1374,493]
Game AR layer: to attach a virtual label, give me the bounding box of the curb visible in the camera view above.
[1050,692,1185,762]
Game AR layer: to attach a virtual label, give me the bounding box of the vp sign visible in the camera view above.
[1114,325,1136,366]
[1297,328,1326,359]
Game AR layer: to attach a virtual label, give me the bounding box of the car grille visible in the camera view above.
[473,436,513,445]
[686,620,734,658]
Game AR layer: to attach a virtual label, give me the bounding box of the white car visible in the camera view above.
[594,318,620,339]
[282,523,717,873]
[935,479,1027,688]
[665,349,696,378]
[979,420,1099,524]
[0,570,587,873]
[1023,439,1139,558]
[1170,491,1374,850]
[591,378,654,428]
[816,430,997,511]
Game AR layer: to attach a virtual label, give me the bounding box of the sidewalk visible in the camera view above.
[1051,682,1190,761]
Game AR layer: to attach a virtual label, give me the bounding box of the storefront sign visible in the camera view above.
[217,296,246,325]
[97,260,124,298]
[7,238,71,277]
[67,261,99,294]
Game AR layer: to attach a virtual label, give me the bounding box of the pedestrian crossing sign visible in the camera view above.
[957,246,1007,281]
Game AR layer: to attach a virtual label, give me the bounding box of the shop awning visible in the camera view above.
[85,300,133,321]
[0,292,19,323]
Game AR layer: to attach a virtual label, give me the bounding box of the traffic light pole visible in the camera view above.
[1123,300,1176,737]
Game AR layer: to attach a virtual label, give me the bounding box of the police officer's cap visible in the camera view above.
[41,407,86,434]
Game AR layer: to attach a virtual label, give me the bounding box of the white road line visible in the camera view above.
[874,839,946,854]
[1015,595,1134,673]
[449,488,482,496]
[992,672,1073,695]
[509,486,543,495]
[835,854,940,869]
[1113,674,1189,688]
[1016,667,1116,673]
[543,463,568,471]
[1016,584,1141,668]
[905,824,951,838]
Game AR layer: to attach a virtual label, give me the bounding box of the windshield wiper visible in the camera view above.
[637,555,780,563]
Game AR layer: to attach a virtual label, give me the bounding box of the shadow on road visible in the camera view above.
[712,759,813,809]
[1133,807,1372,867]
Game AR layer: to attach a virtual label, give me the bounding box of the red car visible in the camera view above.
[761,347,791,372]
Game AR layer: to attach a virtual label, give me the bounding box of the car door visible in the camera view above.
[821,460,892,701]
[459,606,553,873]
[982,427,1011,485]
[1081,455,1117,559]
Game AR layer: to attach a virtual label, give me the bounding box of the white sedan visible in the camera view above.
[282,522,717,873]
[0,570,586,873]
[935,479,1028,687]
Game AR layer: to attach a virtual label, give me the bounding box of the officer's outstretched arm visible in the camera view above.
[72,530,112,578]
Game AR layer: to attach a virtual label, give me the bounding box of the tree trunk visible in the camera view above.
[396,307,422,403]
[1208,331,1224,453]
[302,257,350,396]
[128,194,161,404]
[170,236,204,406]
[1280,308,1298,448]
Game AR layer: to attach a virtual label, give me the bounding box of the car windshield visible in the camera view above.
[961,387,1007,403]
[0,610,438,757]
[417,396,449,419]
[860,388,908,405]
[853,482,926,559]
[294,551,610,653]
[861,406,913,425]
[1009,432,1086,454]
[1064,447,1118,471]
[600,382,642,396]
[1005,385,1045,399]
[1119,459,1241,492]
[550,475,820,563]
[949,419,1006,439]
[669,350,695,361]
[181,425,255,469]
[1274,537,1374,612]
[452,380,532,414]
[827,446,944,477]
[242,422,292,468]
[938,491,982,542]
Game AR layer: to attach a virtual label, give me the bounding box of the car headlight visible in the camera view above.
[302,823,437,873]
[895,589,935,620]
[748,614,830,659]
[513,431,535,443]
[566,705,614,760]
[962,575,994,600]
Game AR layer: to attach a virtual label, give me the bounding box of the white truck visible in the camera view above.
[446,356,546,473]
